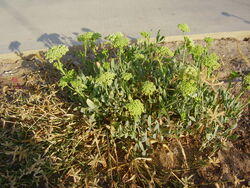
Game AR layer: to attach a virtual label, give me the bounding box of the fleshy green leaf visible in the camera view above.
[86,99,97,110]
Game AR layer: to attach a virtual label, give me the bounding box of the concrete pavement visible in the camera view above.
[0,0,250,54]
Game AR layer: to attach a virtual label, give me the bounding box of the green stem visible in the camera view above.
[119,48,124,71]
[84,40,88,60]
[58,60,66,75]
[182,37,187,64]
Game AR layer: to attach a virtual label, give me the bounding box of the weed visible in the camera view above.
[45,25,248,155]
[0,24,248,187]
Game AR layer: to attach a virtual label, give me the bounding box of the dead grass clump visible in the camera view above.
[0,73,204,187]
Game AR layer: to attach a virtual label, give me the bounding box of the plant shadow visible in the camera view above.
[5,27,101,85]
[221,11,250,24]
[37,33,81,48]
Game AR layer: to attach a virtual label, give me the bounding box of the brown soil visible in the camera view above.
[166,38,250,187]
[0,38,249,187]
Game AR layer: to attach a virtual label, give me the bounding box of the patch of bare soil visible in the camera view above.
[156,38,250,187]
[199,38,250,188]
[0,38,249,187]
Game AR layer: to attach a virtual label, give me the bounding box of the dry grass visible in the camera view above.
[0,72,201,187]
[0,47,249,187]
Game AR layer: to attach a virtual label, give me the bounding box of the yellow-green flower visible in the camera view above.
[142,81,156,96]
[106,32,129,49]
[191,45,205,58]
[77,32,102,42]
[96,72,116,86]
[156,46,174,57]
[126,99,144,117]
[122,72,133,81]
[203,53,220,72]
[134,53,145,60]
[179,80,198,97]
[178,24,190,33]
[45,45,69,63]
[182,66,199,81]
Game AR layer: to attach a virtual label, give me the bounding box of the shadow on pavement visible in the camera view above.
[36,28,98,48]
[37,33,80,48]
[221,11,250,24]
[81,28,94,32]
[8,41,22,54]
[7,27,138,56]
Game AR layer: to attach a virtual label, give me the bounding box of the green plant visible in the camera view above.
[77,32,102,60]
[178,24,191,33]
[1,24,248,188]
[45,45,69,74]
[45,25,247,154]
[142,81,156,96]
[126,99,144,118]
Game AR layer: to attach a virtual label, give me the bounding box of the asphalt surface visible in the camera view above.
[0,0,250,54]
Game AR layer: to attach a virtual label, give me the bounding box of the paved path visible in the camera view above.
[0,0,250,54]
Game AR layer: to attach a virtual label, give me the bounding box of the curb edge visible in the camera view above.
[1,31,250,61]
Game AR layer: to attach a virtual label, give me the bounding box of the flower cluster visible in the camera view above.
[191,45,205,59]
[178,24,190,33]
[96,72,116,86]
[122,72,133,81]
[179,66,199,97]
[179,80,198,97]
[142,81,156,96]
[45,45,69,63]
[134,53,145,60]
[182,66,199,81]
[156,46,174,57]
[126,99,144,118]
[77,32,102,43]
[203,53,220,72]
[106,32,129,49]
